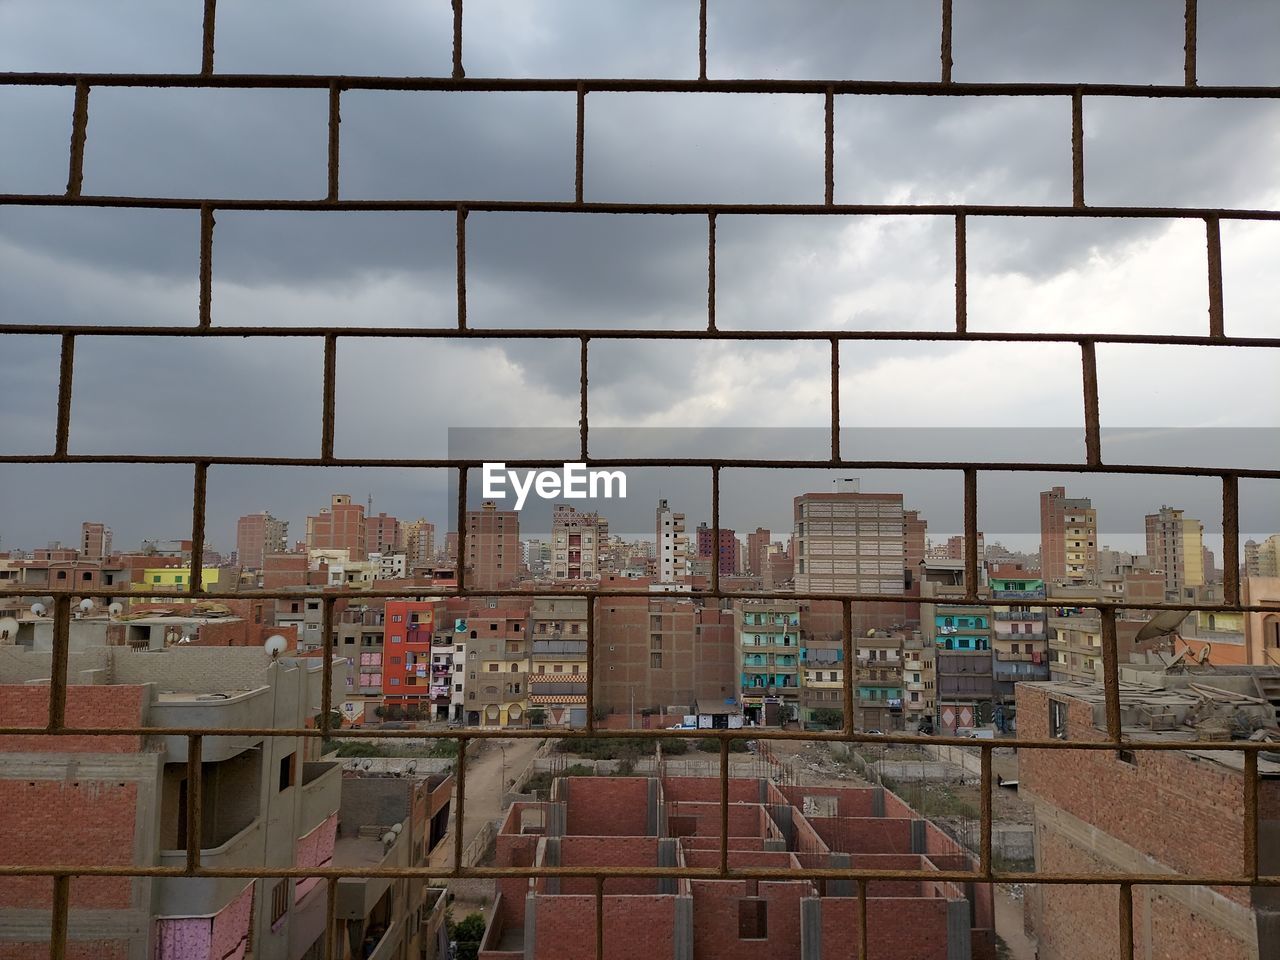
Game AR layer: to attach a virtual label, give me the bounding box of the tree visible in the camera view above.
[449,910,486,960]
[812,708,844,730]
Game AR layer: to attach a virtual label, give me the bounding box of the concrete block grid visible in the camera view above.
[487,775,989,960]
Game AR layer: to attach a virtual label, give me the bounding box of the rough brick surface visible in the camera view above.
[0,685,146,753]
[565,778,651,836]
[0,781,138,908]
[820,897,951,960]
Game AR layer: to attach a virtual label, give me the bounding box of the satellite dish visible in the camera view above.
[1134,609,1191,644]
[390,822,403,834]
[0,617,19,644]
[108,602,123,616]
[30,603,47,617]
[381,831,396,846]
[263,634,289,659]
[79,598,94,612]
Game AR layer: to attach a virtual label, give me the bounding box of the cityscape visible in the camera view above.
[2,1,1279,959]
[2,481,1279,958]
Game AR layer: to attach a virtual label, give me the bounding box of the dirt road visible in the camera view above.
[427,736,543,871]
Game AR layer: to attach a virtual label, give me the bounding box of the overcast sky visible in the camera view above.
[0,0,1277,557]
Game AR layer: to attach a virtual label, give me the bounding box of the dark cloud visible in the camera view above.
[0,1,1277,555]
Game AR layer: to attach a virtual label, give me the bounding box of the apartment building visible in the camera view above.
[988,567,1049,710]
[236,512,288,571]
[485,774,995,960]
[465,501,520,591]
[593,587,737,719]
[332,602,386,725]
[745,527,770,577]
[551,504,608,581]
[1018,670,1280,959]
[799,606,843,727]
[0,645,349,960]
[401,518,435,570]
[1047,605,1102,684]
[921,579,994,734]
[80,520,112,560]
[695,522,739,577]
[655,499,690,583]
[326,772,454,960]
[458,604,530,727]
[529,596,589,727]
[1144,505,1205,600]
[853,630,907,732]
[901,632,937,732]
[307,494,367,560]
[738,600,801,725]
[365,511,401,556]
[1039,486,1097,585]
[381,600,441,717]
[791,489,906,596]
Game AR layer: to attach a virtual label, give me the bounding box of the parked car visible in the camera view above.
[864,729,884,736]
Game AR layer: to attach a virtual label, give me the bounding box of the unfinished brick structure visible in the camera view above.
[1018,675,1280,959]
[482,776,993,960]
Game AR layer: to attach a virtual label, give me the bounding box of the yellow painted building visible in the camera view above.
[131,567,221,603]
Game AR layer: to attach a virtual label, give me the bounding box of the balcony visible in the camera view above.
[906,680,926,691]
[155,818,265,917]
[994,610,1046,621]
[299,761,341,836]
[990,590,1046,601]
[150,687,272,763]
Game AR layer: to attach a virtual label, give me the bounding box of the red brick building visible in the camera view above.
[696,523,740,577]
[465,501,520,591]
[306,493,367,560]
[366,511,402,555]
[235,511,288,571]
[1017,675,1280,959]
[484,775,994,959]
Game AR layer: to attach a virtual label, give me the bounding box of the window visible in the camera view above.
[279,753,296,791]
[488,663,499,672]
[738,899,767,939]
[81,571,92,581]
[651,652,663,669]
[271,881,289,925]
[1049,699,1068,740]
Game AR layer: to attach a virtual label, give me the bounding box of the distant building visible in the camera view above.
[988,566,1049,712]
[745,527,770,577]
[695,522,738,577]
[655,499,689,583]
[236,511,288,571]
[306,494,366,560]
[402,518,435,569]
[365,511,401,555]
[738,599,801,724]
[1039,486,1097,584]
[551,503,608,580]
[465,501,519,591]
[1144,505,1205,600]
[792,489,906,596]
[79,520,112,560]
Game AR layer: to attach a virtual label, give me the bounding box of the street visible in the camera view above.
[426,736,544,871]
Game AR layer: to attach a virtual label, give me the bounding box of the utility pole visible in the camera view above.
[630,688,635,729]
